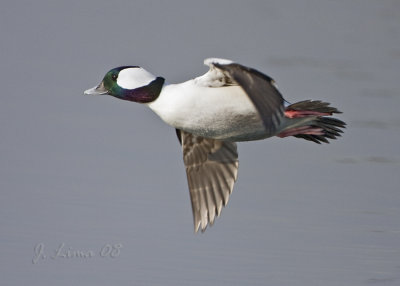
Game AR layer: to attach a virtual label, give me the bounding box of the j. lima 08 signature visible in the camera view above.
[32,242,122,264]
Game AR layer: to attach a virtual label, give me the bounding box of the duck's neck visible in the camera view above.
[114,77,165,103]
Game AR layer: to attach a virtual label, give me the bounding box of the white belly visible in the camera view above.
[147,80,267,141]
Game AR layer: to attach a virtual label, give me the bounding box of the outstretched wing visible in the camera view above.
[176,129,238,233]
[199,58,286,136]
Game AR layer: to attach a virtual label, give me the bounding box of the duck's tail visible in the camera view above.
[277,100,346,144]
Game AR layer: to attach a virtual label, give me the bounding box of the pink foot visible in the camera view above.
[284,110,332,118]
[277,126,324,138]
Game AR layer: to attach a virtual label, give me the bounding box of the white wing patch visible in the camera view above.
[194,58,235,88]
[204,58,234,67]
[117,67,156,89]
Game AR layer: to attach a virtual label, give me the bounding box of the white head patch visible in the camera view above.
[117,67,156,89]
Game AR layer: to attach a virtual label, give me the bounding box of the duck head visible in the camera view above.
[84,66,165,103]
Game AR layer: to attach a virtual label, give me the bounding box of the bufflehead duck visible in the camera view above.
[84,58,345,232]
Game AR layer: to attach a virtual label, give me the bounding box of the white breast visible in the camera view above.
[147,80,265,140]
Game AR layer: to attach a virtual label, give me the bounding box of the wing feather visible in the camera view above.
[213,62,285,135]
[177,130,238,232]
[201,58,285,136]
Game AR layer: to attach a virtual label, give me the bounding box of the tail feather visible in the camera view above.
[281,100,346,144]
[286,100,342,114]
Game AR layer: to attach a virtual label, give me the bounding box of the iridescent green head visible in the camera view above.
[84,66,165,103]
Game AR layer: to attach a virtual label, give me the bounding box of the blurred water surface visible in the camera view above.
[1,0,399,285]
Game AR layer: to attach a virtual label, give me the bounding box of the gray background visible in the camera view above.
[1,0,399,285]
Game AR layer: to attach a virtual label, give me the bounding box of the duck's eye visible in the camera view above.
[111,74,118,81]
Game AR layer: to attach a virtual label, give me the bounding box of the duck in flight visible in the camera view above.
[84,58,345,233]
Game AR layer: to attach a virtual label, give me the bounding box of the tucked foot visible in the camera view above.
[278,100,346,144]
